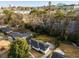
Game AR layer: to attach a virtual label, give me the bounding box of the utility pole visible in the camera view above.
[9,4,11,10]
[48,1,52,35]
[48,1,51,16]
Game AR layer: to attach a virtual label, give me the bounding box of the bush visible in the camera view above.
[8,38,29,58]
[76,33,79,41]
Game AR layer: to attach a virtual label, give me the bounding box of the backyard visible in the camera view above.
[0,1,79,58]
[0,31,79,58]
[33,34,79,57]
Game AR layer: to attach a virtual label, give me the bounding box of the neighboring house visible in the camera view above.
[14,10,31,14]
[51,48,65,58]
[51,52,65,58]
[0,26,33,40]
[0,26,12,33]
[8,32,32,40]
[0,32,13,41]
[74,4,79,10]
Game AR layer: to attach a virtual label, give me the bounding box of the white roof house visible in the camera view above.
[14,10,31,14]
[29,39,55,54]
[74,4,79,10]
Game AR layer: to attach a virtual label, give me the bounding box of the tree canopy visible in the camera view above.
[3,10,14,24]
[30,9,47,17]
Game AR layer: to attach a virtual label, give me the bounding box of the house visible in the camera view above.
[29,39,55,54]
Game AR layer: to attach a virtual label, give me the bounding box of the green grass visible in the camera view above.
[33,35,56,43]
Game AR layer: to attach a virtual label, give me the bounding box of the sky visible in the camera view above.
[0,1,78,7]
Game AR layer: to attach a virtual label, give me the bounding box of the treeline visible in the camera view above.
[24,9,79,42]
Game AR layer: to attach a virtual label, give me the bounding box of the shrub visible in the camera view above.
[8,38,29,58]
